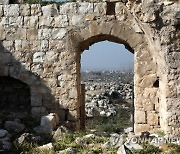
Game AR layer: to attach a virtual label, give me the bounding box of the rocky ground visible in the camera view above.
[1,113,180,154]
[82,70,134,133]
[84,81,133,117]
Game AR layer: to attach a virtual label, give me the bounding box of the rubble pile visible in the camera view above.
[82,71,134,118]
[85,81,133,117]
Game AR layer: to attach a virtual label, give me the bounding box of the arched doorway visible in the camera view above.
[69,19,160,134]
[76,34,135,130]
[0,76,31,115]
[80,40,134,133]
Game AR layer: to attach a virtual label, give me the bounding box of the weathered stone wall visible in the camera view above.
[0,0,179,135]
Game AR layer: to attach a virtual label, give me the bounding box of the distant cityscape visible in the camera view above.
[81,69,134,84]
[81,67,134,72]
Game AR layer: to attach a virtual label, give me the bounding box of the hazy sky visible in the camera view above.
[81,41,134,71]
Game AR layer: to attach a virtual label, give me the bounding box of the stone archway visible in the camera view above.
[70,21,160,134]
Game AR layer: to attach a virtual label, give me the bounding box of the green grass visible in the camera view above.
[53,131,115,153]
[155,130,166,137]
[162,143,180,154]
[13,141,37,154]
[130,144,161,154]
[86,104,132,133]
[53,132,83,151]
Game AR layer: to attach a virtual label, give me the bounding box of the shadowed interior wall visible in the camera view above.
[0,76,31,113]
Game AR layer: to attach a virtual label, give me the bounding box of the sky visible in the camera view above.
[81,41,134,71]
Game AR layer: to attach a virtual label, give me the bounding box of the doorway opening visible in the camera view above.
[0,76,31,115]
[80,40,134,134]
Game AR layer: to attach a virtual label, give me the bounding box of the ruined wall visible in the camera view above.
[0,0,179,135]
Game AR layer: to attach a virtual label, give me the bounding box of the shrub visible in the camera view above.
[86,106,131,133]
[155,130,166,137]
[131,144,161,154]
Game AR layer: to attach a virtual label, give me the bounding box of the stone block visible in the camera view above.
[42,4,59,17]
[58,98,77,111]
[135,48,152,61]
[0,5,3,16]
[110,23,132,41]
[33,51,45,63]
[60,2,77,14]
[0,17,8,28]
[2,40,14,51]
[94,2,107,15]
[40,40,49,51]
[69,87,77,99]
[0,29,5,40]
[85,14,95,21]
[0,129,8,138]
[39,16,54,28]
[45,51,59,62]
[54,15,69,27]
[51,28,67,39]
[49,40,64,51]
[20,4,30,16]
[15,40,22,51]
[100,22,113,35]
[38,143,53,151]
[166,85,177,98]
[134,124,150,135]
[38,29,52,40]
[41,115,56,131]
[24,16,39,28]
[139,74,157,88]
[4,121,25,133]
[70,15,85,26]
[9,16,23,28]
[77,2,93,14]
[79,27,92,41]
[5,28,26,40]
[135,110,146,124]
[27,29,38,40]
[30,40,41,51]
[68,110,79,121]
[4,5,19,17]
[143,88,158,100]
[21,40,30,51]
[18,28,27,40]
[0,0,8,4]
[142,100,155,111]
[49,113,59,125]
[132,19,143,33]
[127,33,144,49]
[147,111,159,126]
[31,107,47,116]
[31,4,42,16]
[115,2,125,14]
